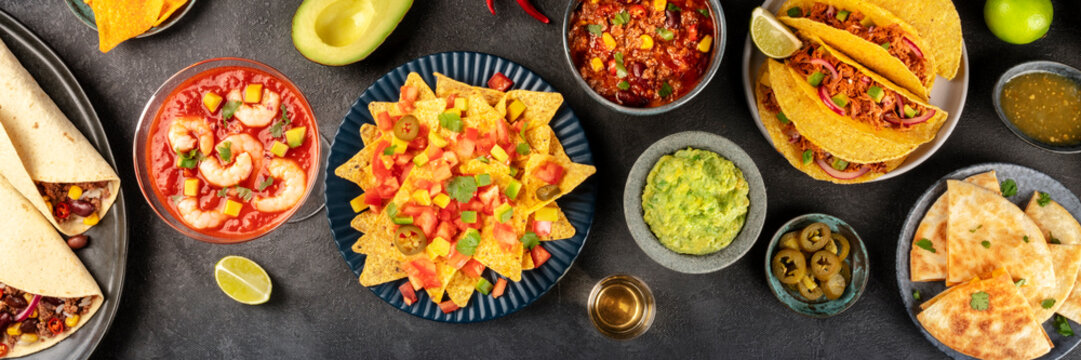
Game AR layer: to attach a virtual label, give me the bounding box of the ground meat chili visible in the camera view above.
[786,42,933,130]
[0,283,94,348]
[36,181,110,223]
[569,0,715,107]
[759,84,887,174]
[795,3,930,84]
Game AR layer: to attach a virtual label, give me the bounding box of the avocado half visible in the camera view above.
[291,0,413,66]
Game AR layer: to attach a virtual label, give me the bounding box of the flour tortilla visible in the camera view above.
[910,171,1000,282]
[1031,244,1081,323]
[0,38,120,236]
[0,175,102,358]
[945,181,1055,309]
[917,269,1052,360]
[1025,192,1081,245]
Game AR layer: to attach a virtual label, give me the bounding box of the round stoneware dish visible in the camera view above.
[764,213,869,318]
[561,0,726,115]
[992,60,1081,154]
[623,131,766,274]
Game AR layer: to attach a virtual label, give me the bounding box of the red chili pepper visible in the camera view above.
[54,202,71,220]
[47,318,64,335]
[0,343,8,357]
[515,0,549,23]
[486,0,496,15]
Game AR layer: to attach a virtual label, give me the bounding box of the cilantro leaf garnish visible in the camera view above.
[970,291,990,311]
[221,100,241,121]
[257,177,274,191]
[587,24,603,35]
[610,10,630,26]
[236,186,253,201]
[383,145,396,156]
[1056,315,1075,337]
[1043,298,1057,309]
[658,82,674,97]
[217,141,233,163]
[1038,192,1052,207]
[216,188,229,198]
[981,240,991,249]
[446,176,478,204]
[915,238,936,253]
[1000,179,1017,197]
[456,229,481,256]
[1015,278,1027,287]
[969,224,982,233]
[1023,235,1030,243]
[1050,232,1061,244]
[913,290,921,301]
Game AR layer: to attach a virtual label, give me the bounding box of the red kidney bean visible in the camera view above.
[4,295,25,308]
[66,235,89,250]
[630,62,645,78]
[665,10,681,28]
[69,200,95,217]
[0,312,11,330]
[19,319,37,333]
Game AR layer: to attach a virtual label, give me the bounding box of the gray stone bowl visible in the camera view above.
[623,131,766,274]
[992,60,1081,154]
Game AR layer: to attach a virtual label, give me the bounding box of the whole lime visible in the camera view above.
[985,0,1053,44]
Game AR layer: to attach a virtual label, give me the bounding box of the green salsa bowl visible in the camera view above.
[623,131,766,274]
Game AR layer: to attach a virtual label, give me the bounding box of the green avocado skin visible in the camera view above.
[642,148,750,255]
[292,0,413,66]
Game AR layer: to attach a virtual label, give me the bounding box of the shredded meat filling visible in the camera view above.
[759,84,888,174]
[36,181,110,223]
[803,3,930,84]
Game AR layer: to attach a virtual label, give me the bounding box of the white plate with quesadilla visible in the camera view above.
[898,163,1081,360]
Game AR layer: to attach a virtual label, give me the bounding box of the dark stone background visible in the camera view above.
[1,0,1079,358]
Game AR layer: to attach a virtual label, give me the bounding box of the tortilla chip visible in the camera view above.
[524,126,553,156]
[1031,244,1081,322]
[518,154,596,214]
[532,205,575,241]
[155,0,187,26]
[1026,192,1081,245]
[522,247,536,270]
[917,269,1053,360]
[496,90,563,130]
[334,144,376,190]
[403,72,437,102]
[359,124,378,146]
[445,271,476,308]
[473,218,523,281]
[89,0,164,53]
[865,0,962,79]
[434,72,505,106]
[910,171,1000,282]
[766,59,917,163]
[359,255,407,286]
[350,210,379,233]
[945,180,1055,306]
[425,261,457,303]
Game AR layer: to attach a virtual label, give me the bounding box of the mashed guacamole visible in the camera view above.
[642,148,750,255]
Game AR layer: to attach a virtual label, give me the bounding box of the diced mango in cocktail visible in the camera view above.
[270,141,289,157]
[184,178,199,197]
[244,84,263,103]
[222,199,243,217]
[203,92,223,112]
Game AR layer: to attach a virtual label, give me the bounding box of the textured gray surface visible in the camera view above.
[0,0,1078,359]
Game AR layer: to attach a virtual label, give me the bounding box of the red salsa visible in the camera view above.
[569,0,716,107]
[146,66,318,240]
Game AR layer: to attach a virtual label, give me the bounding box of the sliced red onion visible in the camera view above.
[818,86,846,116]
[810,58,839,80]
[14,295,41,322]
[901,109,935,125]
[816,158,871,180]
[903,37,924,59]
[860,76,871,84]
[826,5,835,18]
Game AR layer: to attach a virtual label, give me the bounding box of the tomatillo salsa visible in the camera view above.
[641,148,749,255]
[146,66,318,239]
[569,0,716,107]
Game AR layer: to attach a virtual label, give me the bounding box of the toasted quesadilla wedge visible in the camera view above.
[1025,192,1081,245]
[1031,244,1081,322]
[910,171,1000,282]
[918,268,1052,360]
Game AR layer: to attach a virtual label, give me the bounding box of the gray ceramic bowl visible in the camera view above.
[623,131,766,274]
[561,0,726,116]
[992,60,1081,154]
[764,213,869,318]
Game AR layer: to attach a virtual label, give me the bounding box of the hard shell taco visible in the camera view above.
[778,0,937,99]
[755,65,904,184]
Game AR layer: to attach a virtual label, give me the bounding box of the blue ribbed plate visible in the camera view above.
[325,52,596,322]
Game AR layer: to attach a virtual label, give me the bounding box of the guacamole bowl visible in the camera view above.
[623,131,767,274]
[764,214,869,318]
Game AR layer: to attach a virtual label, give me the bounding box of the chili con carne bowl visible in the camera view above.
[562,0,725,115]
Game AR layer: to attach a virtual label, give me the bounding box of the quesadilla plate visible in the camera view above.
[897,163,1081,359]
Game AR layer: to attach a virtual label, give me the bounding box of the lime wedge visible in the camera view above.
[750,7,802,59]
[214,255,272,305]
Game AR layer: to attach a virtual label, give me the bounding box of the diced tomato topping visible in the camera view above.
[415,179,433,191]
[375,176,400,199]
[446,248,471,269]
[495,121,512,145]
[396,163,414,184]
[531,244,551,267]
[445,94,457,109]
[428,183,443,198]
[399,85,418,113]
[435,221,458,241]
[364,192,384,207]
[461,198,486,213]
[453,136,476,159]
[407,128,429,150]
[491,278,507,299]
[399,203,426,216]
[460,259,486,278]
[433,163,453,183]
[376,111,394,131]
[406,258,441,290]
[464,128,479,142]
[487,72,513,92]
[427,145,444,159]
[493,223,519,249]
[478,186,501,209]
[533,162,565,185]
[399,282,418,306]
[533,220,552,238]
[371,141,393,179]
[475,135,495,155]
[415,209,438,238]
[438,300,460,313]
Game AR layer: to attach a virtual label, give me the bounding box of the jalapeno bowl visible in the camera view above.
[764,213,868,318]
[561,0,726,115]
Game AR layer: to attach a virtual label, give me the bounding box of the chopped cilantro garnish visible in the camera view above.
[217,141,233,163]
[617,81,630,90]
[587,24,603,35]
[520,232,540,249]
[1038,192,1052,207]
[456,229,481,256]
[1050,232,1061,244]
[1043,298,1057,309]
[786,7,802,17]
[516,142,530,155]
[446,176,478,203]
[236,186,253,201]
[666,3,680,12]
[438,112,463,132]
[1000,179,1017,197]
[970,291,990,311]
[216,188,229,198]
[257,177,274,191]
[655,28,675,41]
[1015,278,1027,287]
[611,10,630,26]
[801,150,813,165]
[913,290,921,301]
[981,240,991,248]
[776,112,790,124]
[221,100,241,121]
[697,8,709,16]
[614,52,627,78]
[1056,315,1075,337]
[915,238,936,253]
[658,82,673,97]
[1023,235,1030,243]
[969,224,982,233]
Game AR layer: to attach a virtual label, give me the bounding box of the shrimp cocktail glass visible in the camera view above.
[134,58,322,244]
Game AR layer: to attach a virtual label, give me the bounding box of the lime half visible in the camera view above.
[750,7,802,59]
[214,255,272,305]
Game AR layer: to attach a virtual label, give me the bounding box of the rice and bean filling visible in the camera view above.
[36,181,111,224]
[0,283,94,346]
[759,83,888,174]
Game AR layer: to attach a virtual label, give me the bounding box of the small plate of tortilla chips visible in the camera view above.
[325,52,597,322]
[743,0,968,184]
[65,0,195,52]
[898,163,1081,359]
